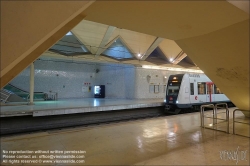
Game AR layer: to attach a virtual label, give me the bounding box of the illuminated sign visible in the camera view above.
[189,74,200,78]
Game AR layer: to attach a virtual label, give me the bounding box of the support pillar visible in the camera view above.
[29,63,34,104]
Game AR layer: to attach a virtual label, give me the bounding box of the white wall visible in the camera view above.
[9,58,185,99]
[95,64,135,99]
[10,59,96,99]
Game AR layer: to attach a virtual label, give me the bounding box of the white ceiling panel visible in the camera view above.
[159,39,182,60]
[72,20,109,54]
[107,28,156,58]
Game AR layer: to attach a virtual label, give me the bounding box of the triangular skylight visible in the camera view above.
[66,31,72,36]
[101,38,135,60]
[49,32,90,56]
[145,47,171,65]
[178,56,197,68]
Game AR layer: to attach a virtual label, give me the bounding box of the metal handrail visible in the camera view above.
[44,92,57,101]
[215,103,229,132]
[0,92,9,97]
[233,109,250,137]
[0,89,11,103]
[200,104,214,128]
[200,103,229,133]
[26,94,30,102]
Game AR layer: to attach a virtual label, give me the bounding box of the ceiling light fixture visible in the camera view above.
[170,58,173,62]
[142,65,204,73]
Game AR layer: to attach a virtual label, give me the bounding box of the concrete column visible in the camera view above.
[29,63,34,104]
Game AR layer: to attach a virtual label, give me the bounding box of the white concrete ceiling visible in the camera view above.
[44,20,198,69]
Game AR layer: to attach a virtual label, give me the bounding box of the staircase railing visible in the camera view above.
[0,89,13,103]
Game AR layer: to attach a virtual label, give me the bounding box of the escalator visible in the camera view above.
[2,84,46,102]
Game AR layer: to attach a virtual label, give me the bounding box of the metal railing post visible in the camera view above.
[200,106,203,127]
[233,109,249,137]
[233,109,236,135]
[201,103,230,134]
[215,103,229,133]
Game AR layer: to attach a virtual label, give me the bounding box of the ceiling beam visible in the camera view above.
[172,51,187,64]
[95,26,116,57]
[141,37,164,60]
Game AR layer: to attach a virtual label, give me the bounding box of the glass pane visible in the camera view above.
[167,85,179,95]
[190,83,194,95]
[198,82,206,94]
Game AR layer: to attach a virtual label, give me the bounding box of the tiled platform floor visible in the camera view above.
[1,107,249,165]
[0,98,164,117]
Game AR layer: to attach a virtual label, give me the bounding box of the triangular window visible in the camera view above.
[49,31,90,56]
[178,56,197,68]
[145,47,170,65]
[102,38,134,60]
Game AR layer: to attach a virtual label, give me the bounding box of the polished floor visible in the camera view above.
[1,107,249,165]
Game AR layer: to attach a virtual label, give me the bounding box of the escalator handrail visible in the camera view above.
[6,84,45,94]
